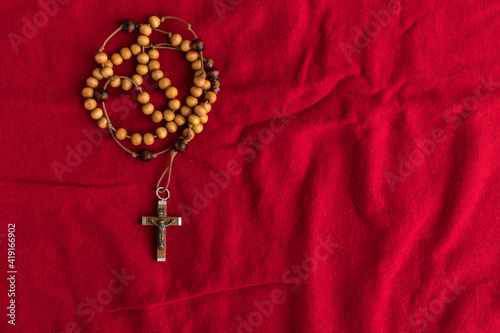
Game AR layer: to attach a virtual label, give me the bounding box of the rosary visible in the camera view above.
[81,16,220,261]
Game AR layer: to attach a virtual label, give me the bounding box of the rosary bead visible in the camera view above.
[82,87,94,98]
[139,24,152,36]
[193,76,206,88]
[130,43,141,55]
[151,69,163,81]
[183,128,195,139]
[84,98,97,110]
[166,121,178,133]
[137,52,149,64]
[203,80,211,91]
[186,96,198,108]
[136,64,148,75]
[94,88,109,102]
[120,47,132,60]
[92,68,103,80]
[165,86,178,99]
[139,149,153,161]
[199,114,208,124]
[194,105,207,117]
[121,79,132,91]
[148,49,160,60]
[186,51,198,62]
[142,103,154,115]
[180,105,193,117]
[158,78,171,90]
[192,123,203,133]
[143,133,154,145]
[137,35,149,46]
[180,40,191,52]
[111,53,123,66]
[206,68,219,81]
[97,117,108,129]
[149,60,161,71]
[104,59,114,68]
[122,20,136,33]
[155,126,167,139]
[191,39,205,51]
[115,128,127,140]
[174,139,187,152]
[137,92,150,104]
[170,33,183,47]
[168,99,181,110]
[174,114,186,126]
[132,74,143,86]
[95,52,108,64]
[109,77,121,88]
[100,67,113,78]
[90,107,103,120]
[204,103,212,113]
[190,86,203,97]
[205,91,217,103]
[130,133,142,145]
[191,59,202,70]
[149,16,161,28]
[151,110,163,123]
[163,110,175,121]
[86,77,99,88]
[188,114,201,126]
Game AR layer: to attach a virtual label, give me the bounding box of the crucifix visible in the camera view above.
[142,199,181,261]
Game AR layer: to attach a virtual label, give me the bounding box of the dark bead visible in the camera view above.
[139,150,153,162]
[174,140,187,152]
[206,68,219,81]
[191,39,205,52]
[122,20,136,33]
[94,88,109,102]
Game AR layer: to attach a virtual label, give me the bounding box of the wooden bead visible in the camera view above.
[136,64,148,75]
[191,59,202,70]
[132,74,143,86]
[121,79,133,91]
[194,105,207,117]
[130,133,142,146]
[158,78,171,90]
[148,60,161,71]
[163,110,175,121]
[151,69,163,81]
[206,68,219,81]
[203,80,211,91]
[86,77,99,88]
[168,99,181,110]
[205,103,212,113]
[95,52,108,64]
[186,96,198,108]
[155,126,167,139]
[183,128,195,139]
[142,103,154,115]
[137,35,149,46]
[115,128,127,140]
[191,39,205,51]
[111,53,123,66]
[139,150,153,161]
[139,24,152,36]
[170,33,183,47]
[199,114,208,124]
[97,117,108,129]
[193,76,206,88]
[174,139,187,152]
[149,16,161,28]
[122,20,136,33]
[109,77,121,88]
[151,110,163,123]
[82,87,94,98]
[188,114,201,126]
[130,44,142,55]
[100,67,113,78]
[90,108,103,120]
[143,132,154,145]
[94,88,109,102]
[186,50,198,62]
[165,121,178,133]
[104,59,113,68]
[84,98,97,110]
[92,68,103,80]
[174,114,186,126]
[165,86,178,99]
[148,49,160,60]
[137,52,149,64]
[120,47,132,60]
[205,91,217,103]
[137,92,150,104]
[180,105,192,117]
[193,123,203,133]
[190,86,203,97]
[180,40,191,52]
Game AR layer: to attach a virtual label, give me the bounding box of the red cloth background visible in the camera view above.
[1,0,499,332]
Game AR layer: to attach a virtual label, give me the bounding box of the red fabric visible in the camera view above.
[1,0,499,332]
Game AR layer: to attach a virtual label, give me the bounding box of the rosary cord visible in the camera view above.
[157,150,177,191]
